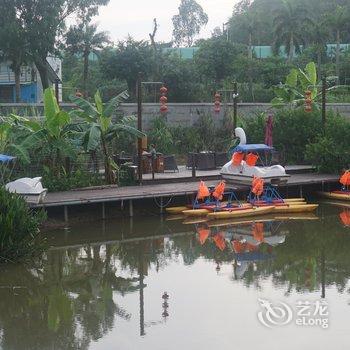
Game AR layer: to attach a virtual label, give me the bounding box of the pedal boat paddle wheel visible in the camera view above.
[220,127,290,185]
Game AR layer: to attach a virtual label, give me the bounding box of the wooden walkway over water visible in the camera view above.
[34,172,339,221]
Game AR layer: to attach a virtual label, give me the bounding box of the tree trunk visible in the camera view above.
[35,58,50,91]
[248,32,253,60]
[101,135,114,184]
[317,49,322,82]
[14,66,21,103]
[288,34,294,62]
[83,50,89,97]
[248,32,254,101]
[336,29,340,85]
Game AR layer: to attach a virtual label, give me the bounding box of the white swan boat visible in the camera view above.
[220,128,290,185]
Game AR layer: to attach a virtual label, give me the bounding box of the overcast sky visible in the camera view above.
[94,0,237,43]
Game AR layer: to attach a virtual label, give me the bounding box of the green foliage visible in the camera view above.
[172,0,208,47]
[148,117,174,154]
[305,113,350,172]
[0,187,46,263]
[42,168,103,192]
[20,88,79,177]
[244,108,350,172]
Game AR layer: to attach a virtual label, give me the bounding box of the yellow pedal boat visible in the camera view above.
[165,206,189,214]
[182,209,211,217]
[317,191,350,201]
[273,204,319,213]
[207,206,274,220]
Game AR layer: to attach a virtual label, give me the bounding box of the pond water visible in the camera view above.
[1,203,350,349]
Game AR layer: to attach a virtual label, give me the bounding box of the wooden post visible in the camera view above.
[191,153,196,178]
[129,200,134,217]
[55,79,60,105]
[322,77,327,134]
[64,205,68,222]
[102,202,106,220]
[233,81,238,129]
[137,73,143,185]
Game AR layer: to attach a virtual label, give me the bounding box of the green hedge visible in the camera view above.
[0,187,46,263]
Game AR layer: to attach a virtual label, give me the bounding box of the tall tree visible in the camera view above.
[11,0,109,91]
[273,0,311,62]
[66,22,110,97]
[325,5,350,83]
[0,0,28,102]
[100,38,154,95]
[172,0,208,47]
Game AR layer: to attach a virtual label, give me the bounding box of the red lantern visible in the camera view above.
[304,90,312,113]
[214,92,221,113]
[160,86,168,95]
[160,85,168,114]
[160,95,168,104]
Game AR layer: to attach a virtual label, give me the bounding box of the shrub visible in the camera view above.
[148,117,174,154]
[0,187,46,263]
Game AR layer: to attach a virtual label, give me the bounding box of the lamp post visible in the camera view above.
[136,76,166,184]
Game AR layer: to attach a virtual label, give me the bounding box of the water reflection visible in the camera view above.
[1,204,350,349]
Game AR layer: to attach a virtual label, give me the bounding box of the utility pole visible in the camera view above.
[136,73,143,184]
[233,81,238,129]
[321,77,327,134]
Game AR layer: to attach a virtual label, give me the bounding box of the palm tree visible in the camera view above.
[273,0,311,62]
[70,90,145,184]
[309,21,329,81]
[325,5,350,84]
[66,23,110,97]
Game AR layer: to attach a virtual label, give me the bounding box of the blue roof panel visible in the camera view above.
[234,144,274,152]
[0,154,16,163]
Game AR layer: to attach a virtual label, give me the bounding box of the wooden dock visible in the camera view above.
[33,172,339,221]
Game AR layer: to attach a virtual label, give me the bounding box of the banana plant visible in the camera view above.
[70,90,145,184]
[20,88,79,176]
[272,62,318,109]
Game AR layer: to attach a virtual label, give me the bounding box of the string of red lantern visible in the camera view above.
[214,92,221,113]
[304,90,312,113]
[160,86,168,114]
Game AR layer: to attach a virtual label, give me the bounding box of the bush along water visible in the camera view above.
[0,187,46,263]
[244,108,350,173]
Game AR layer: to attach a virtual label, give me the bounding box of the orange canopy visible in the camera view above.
[197,181,210,200]
[212,181,226,201]
[213,233,226,251]
[340,171,350,186]
[232,152,244,166]
[198,228,210,245]
[246,153,259,167]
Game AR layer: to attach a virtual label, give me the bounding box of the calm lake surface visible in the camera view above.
[1,202,350,349]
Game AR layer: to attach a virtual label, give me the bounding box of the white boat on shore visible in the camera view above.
[6,177,47,204]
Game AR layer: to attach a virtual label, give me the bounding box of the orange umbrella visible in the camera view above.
[197,228,210,245]
[197,181,210,200]
[213,233,226,251]
[212,181,226,201]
